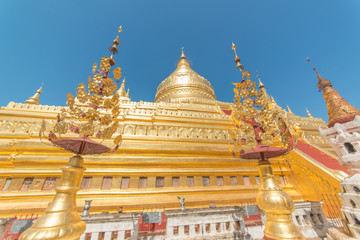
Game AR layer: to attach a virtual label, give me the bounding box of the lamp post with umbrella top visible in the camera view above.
[229,43,304,240]
[20,26,124,240]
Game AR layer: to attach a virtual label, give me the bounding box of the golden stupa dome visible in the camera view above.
[154,50,216,102]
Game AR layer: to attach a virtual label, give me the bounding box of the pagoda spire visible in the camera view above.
[180,47,185,58]
[308,58,360,127]
[306,108,314,118]
[25,86,42,105]
[177,47,190,68]
[116,77,130,101]
[256,75,270,102]
[118,78,126,97]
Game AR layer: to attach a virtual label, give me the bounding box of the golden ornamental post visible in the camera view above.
[20,26,124,240]
[229,43,304,240]
[257,159,303,240]
[20,155,85,240]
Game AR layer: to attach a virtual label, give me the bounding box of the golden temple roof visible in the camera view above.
[154,50,216,102]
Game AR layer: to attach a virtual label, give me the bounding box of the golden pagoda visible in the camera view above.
[315,68,360,127]
[0,49,347,231]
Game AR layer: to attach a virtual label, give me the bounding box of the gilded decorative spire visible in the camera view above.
[116,78,130,101]
[25,86,42,105]
[118,78,126,96]
[256,74,270,102]
[177,47,190,68]
[287,105,293,114]
[180,47,186,59]
[306,108,314,118]
[307,58,360,127]
[258,79,264,88]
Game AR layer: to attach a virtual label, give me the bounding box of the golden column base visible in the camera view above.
[257,159,304,240]
[20,155,86,240]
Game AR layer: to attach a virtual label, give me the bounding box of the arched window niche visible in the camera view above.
[344,142,356,153]
[350,199,357,208]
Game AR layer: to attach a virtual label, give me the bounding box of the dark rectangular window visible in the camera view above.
[172,177,180,187]
[255,176,261,185]
[184,225,189,234]
[2,178,12,191]
[173,226,178,236]
[111,231,118,240]
[121,177,130,189]
[81,177,92,190]
[243,176,250,185]
[230,176,237,185]
[216,176,224,186]
[20,177,34,191]
[156,177,164,188]
[101,176,113,190]
[202,176,210,186]
[195,224,200,234]
[139,177,147,188]
[42,177,56,190]
[187,176,194,187]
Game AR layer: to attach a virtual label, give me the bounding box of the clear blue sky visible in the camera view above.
[1,1,359,122]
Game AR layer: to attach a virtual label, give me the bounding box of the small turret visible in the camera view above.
[306,108,314,118]
[25,86,42,105]
[116,78,130,101]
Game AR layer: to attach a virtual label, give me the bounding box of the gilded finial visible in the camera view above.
[231,42,244,70]
[232,43,237,57]
[177,48,190,67]
[307,57,332,92]
[256,72,264,88]
[287,105,293,114]
[25,85,43,105]
[109,26,123,55]
[117,77,130,101]
[306,108,313,118]
[180,47,186,59]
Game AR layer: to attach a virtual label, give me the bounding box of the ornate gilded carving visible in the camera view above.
[147,126,157,136]
[28,123,41,135]
[136,125,146,136]
[189,128,197,138]
[8,154,17,162]
[158,126,168,136]
[178,128,188,138]
[0,121,15,132]
[123,125,135,135]
[199,129,207,139]
[208,129,215,139]
[169,127,178,137]
[8,139,17,147]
